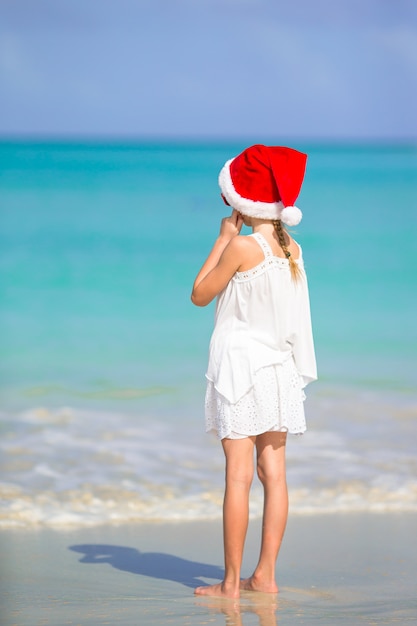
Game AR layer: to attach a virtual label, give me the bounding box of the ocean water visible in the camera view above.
[1,140,416,528]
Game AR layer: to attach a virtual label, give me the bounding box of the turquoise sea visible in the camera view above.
[1,140,416,527]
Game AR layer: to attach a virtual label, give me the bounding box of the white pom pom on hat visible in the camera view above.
[280,205,303,227]
[218,144,307,226]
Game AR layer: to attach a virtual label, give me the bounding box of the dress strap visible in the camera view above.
[251,232,273,258]
[251,231,303,261]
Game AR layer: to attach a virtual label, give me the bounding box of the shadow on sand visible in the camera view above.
[69,543,224,589]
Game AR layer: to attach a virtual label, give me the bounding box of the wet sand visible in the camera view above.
[1,513,416,625]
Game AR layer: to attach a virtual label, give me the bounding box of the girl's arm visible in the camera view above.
[191,210,244,307]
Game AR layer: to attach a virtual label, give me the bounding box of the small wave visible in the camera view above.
[1,482,417,529]
[23,384,173,400]
[1,396,416,529]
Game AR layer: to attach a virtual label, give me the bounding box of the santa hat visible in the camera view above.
[218,144,307,226]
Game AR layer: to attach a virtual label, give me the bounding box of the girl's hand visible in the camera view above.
[191,210,245,306]
[219,209,244,241]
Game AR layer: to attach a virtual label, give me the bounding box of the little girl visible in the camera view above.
[191,144,317,598]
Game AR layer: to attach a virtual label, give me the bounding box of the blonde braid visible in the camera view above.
[273,220,301,282]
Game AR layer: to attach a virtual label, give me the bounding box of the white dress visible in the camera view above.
[205,232,317,440]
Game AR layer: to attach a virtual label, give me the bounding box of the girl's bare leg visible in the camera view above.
[195,436,255,598]
[241,431,288,593]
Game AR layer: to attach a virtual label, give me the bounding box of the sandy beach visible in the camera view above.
[1,512,416,625]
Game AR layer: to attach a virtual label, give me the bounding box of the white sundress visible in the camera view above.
[205,232,317,440]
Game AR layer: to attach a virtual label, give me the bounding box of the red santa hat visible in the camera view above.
[218,144,307,226]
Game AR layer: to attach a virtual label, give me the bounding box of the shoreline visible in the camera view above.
[2,512,416,625]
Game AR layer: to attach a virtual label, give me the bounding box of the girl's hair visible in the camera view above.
[273,219,301,282]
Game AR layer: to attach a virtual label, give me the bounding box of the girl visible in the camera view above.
[191,145,317,599]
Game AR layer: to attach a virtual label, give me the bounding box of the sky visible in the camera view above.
[1,0,417,140]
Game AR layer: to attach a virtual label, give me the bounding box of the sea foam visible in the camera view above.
[1,390,416,528]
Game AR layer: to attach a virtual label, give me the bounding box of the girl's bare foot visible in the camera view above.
[194,581,240,598]
[240,575,278,593]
